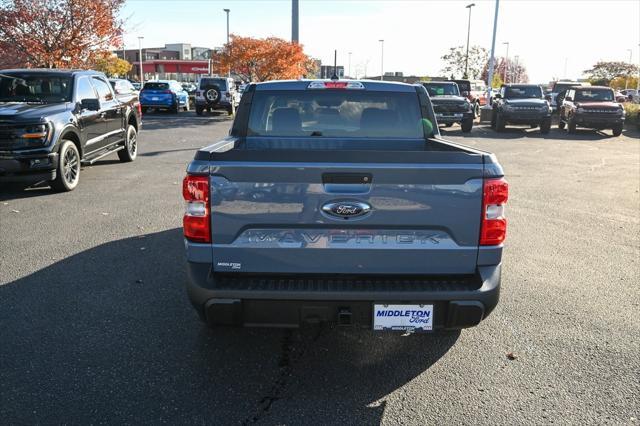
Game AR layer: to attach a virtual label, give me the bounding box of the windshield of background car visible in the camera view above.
[553,83,579,93]
[247,90,423,138]
[0,73,72,102]
[423,83,460,97]
[199,78,227,91]
[504,86,542,99]
[574,89,614,102]
[143,82,170,91]
[454,81,471,92]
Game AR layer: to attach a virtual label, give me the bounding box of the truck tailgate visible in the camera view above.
[209,156,484,275]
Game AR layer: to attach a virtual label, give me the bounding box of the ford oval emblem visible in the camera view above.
[322,201,371,219]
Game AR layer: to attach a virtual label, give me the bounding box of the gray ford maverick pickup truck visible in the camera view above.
[183,79,508,332]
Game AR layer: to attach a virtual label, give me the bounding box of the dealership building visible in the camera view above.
[116,43,221,82]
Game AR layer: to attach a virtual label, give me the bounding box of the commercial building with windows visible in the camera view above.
[116,43,222,82]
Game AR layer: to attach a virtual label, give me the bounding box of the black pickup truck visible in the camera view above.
[491,84,552,134]
[0,69,141,191]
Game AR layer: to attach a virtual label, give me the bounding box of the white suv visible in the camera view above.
[194,76,240,115]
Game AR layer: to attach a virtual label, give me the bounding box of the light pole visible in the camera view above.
[486,0,500,107]
[626,48,632,90]
[502,41,509,83]
[379,39,384,81]
[464,3,475,79]
[348,52,352,79]
[224,8,230,77]
[137,36,144,85]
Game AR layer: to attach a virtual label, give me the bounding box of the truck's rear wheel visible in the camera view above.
[51,140,80,192]
[558,120,566,130]
[118,125,137,162]
[473,102,480,118]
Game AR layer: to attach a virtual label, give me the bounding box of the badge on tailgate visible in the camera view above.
[321,200,371,220]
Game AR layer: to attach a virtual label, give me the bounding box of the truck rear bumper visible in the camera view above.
[185,262,501,330]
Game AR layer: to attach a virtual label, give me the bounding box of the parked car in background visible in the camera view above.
[558,86,625,136]
[614,90,627,103]
[453,79,487,117]
[181,82,197,95]
[183,79,507,331]
[131,82,141,91]
[620,89,639,103]
[491,84,552,133]
[549,81,589,112]
[194,76,240,115]
[0,69,141,191]
[140,80,189,113]
[422,81,474,132]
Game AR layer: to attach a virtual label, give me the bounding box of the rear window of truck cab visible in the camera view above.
[247,90,423,139]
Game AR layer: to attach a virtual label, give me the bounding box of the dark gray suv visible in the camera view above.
[194,76,240,115]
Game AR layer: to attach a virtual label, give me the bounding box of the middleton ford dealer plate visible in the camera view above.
[373,304,433,331]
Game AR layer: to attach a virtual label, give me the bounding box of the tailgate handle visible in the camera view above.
[322,173,372,184]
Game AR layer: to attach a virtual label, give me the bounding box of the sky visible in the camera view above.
[120,0,640,83]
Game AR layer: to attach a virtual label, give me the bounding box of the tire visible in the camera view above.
[196,106,204,116]
[568,117,577,134]
[473,102,480,118]
[171,102,179,114]
[51,140,80,192]
[495,112,505,132]
[612,124,623,136]
[558,120,566,130]
[118,125,138,162]
[461,118,473,133]
[203,85,221,106]
[540,118,551,134]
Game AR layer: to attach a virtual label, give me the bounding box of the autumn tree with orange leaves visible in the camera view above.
[0,0,125,69]
[216,35,316,82]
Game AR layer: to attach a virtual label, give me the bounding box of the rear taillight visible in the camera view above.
[480,177,508,246]
[137,102,142,117]
[182,175,211,243]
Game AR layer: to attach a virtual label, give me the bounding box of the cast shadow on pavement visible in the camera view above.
[0,228,458,424]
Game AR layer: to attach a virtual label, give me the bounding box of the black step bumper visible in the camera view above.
[186,262,501,330]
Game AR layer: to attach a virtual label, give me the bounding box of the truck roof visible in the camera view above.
[254,79,418,92]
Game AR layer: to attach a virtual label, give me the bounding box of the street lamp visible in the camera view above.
[137,36,144,86]
[348,52,352,79]
[464,3,475,79]
[379,39,384,81]
[502,41,509,83]
[224,8,230,77]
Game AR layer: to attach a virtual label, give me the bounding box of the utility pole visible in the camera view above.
[464,3,475,79]
[137,36,144,85]
[513,55,519,83]
[292,0,299,43]
[348,52,352,79]
[485,0,500,113]
[224,8,230,77]
[502,41,509,83]
[379,39,384,81]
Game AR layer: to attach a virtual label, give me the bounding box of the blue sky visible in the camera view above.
[120,0,640,83]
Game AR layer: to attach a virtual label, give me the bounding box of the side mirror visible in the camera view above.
[81,98,100,111]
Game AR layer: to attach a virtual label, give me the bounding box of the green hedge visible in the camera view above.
[623,102,639,121]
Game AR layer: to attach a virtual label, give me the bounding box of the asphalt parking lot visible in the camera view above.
[1,113,638,424]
